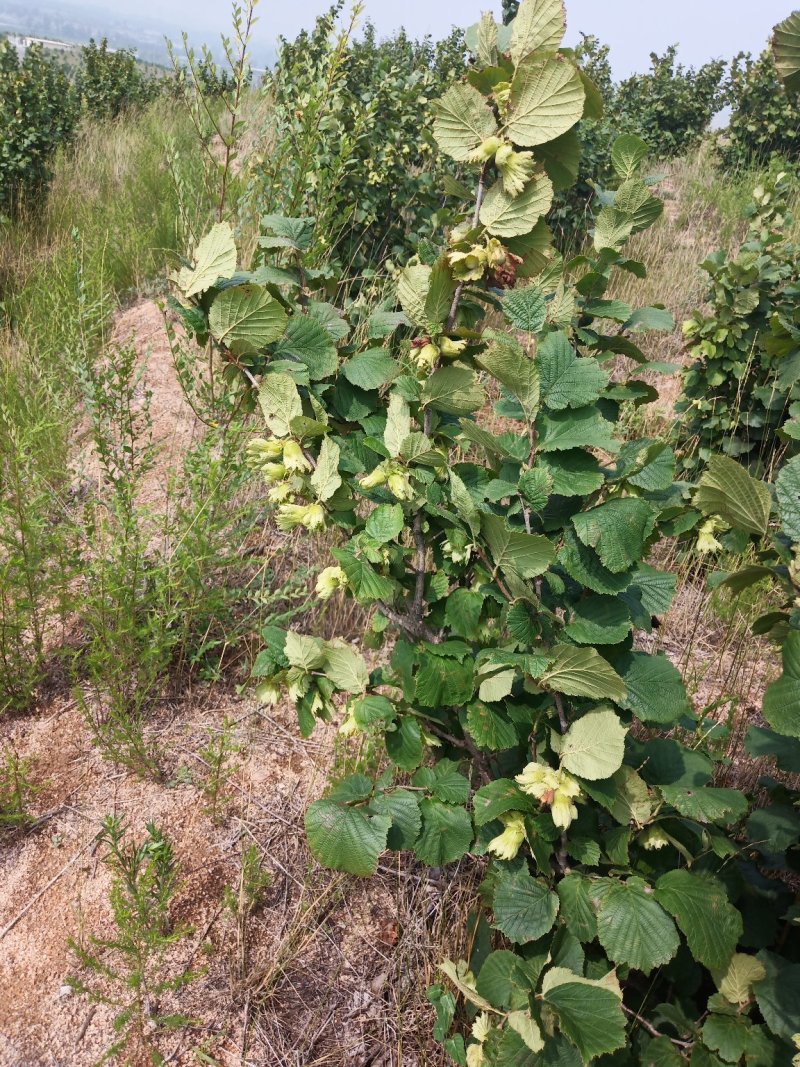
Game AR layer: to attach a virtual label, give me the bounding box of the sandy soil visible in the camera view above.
[0,689,461,1066]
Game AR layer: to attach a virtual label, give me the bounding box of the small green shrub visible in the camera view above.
[614,46,728,161]
[69,817,201,1064]
[169,1,799,1059]
[677,168,800,475]
[73,343,169,779]
[0,353,78,712]
[76,38,159,121]
[198,715,241,820]
[722,50,800,170]
[247,2,465,274]
[0,747,39,829]
[0,41,77,216]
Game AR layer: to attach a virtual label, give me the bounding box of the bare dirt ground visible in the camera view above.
[0,688,472,1067]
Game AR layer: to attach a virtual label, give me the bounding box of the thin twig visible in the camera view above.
[378,601,440,643]
[554,692,569,734]
[75,1005,97,1045]
[412,512,427,618]
[622,1004,695,1049]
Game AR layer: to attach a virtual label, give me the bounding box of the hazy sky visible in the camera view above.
[55,0,794,75]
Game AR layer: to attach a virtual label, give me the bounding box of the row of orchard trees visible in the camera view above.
[0,35,239,217]
[165,3,800,1064]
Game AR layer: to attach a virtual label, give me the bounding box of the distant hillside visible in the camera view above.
[1,32,170,78]
[0,0,198,66]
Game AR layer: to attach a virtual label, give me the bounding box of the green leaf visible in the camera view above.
[306,300,349,342]
[426,258,458,329]
[450,471,481,538]
[208,285,287,352]
[342,349,399,391]
[660,786,748,824]
[518,468,552,510]
[537,332,608,411]
[747,804,800,854]
[258,373,303,438]
[611,135,649,181]
[261,213,314,250]
[558,530,633,595]
[502,285,547,332]
[560,707,627,780]
[178,222,237,296]
[482,513,555,579]
[323,640,369,694]
[539,451,604,497]
[476,950,531,1011]
[543,980,626,1061]
[572,499,657,574]
[614,179,664,234]
[624,306,675,333]
[427,984,457,1044]
[564,596,632,645]
[773,10,800,91]
[493,870,559,944]
[594,876,679,975]
[754,958,800,1042]
[273,315,338,378]
[507,56,585,148]
[654,870,742,970]
[713,953,767,1007]
[467,700,519,751]
[618,652,692,725]
[397,264,437,330]
[352,695,395,728]
[310,436,341,501]
[331,549,395,603]
[509,0,565,63]
[702,1015,751,1063]
[478,335,540,422]
[372,788,421,850]
[695,456,771,537]
[478,669,516,703]
[538,406,619,453]
[473,779,536,826]
[480,171,554,238]
[594,206,634,252]
[414,799,473,866]
[305,800,390,876]
[775,455,800,542]
[584,299,633,323]
[445,588,485,639]
[507,1011,545,1055]
[386,716,424,770]
[416,655,475,707]
[745,726,800,773]
[421,366,485,415]
[507,218,555,278]
[413,759,471,804]
[384,393,411,458]
[557,874,598,942]
[536,127,582,192]
[365,504,404,543]
[432,82,498,162]
[285,631,326,670]
[626,564,677,616]
[541,644,626,702]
